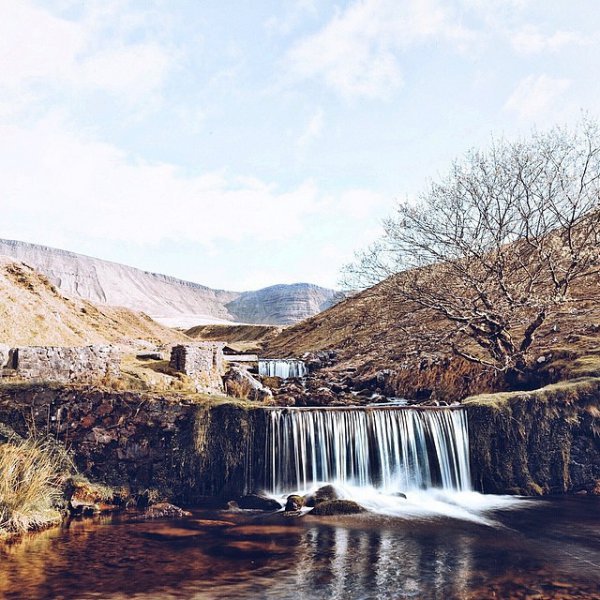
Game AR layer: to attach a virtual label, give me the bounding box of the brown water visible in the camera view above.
[0,497,599,600]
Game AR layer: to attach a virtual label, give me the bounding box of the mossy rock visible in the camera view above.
[310,500,366,516]
[285,494,305,511]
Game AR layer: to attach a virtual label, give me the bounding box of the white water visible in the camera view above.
[265,406,527,524]
[259,359,307,379]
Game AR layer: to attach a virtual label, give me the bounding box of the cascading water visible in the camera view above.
[259,359,307,379]
[265,406,471,494]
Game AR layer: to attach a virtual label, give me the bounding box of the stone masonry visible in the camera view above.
[169,343,225,393]
[3,345,121,383]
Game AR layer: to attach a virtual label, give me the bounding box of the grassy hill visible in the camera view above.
[0,257,188,348]
[264,272,600,400]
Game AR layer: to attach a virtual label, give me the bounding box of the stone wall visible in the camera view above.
[3,346,121,383]
[465,378,600,495]
[169,343,225,393]
[0,385,268,502]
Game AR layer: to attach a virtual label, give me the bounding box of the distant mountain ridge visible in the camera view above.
[0,239,338,327]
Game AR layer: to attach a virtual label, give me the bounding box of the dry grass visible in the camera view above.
[224,378,254,400]
[0,437,74,536]
[0,258,189,348]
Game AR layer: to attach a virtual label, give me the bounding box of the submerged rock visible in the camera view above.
[238,494,282,511]
[310,500,366,516]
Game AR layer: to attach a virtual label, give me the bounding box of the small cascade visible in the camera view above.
[265,407,471,494]
[258,359,307,379]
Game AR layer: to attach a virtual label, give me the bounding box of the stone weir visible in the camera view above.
[0,385,269,504]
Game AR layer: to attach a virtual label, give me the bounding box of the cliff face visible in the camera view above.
[465,378,600,495]
[0,239,337,326]
[226,284,338,325]
[0,385,268,502]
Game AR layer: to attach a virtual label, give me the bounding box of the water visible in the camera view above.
[258,359,307,379]
[1,498,599,599]
[265,406,471,494]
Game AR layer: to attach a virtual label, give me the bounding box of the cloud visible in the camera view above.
[0,116,379,251]
[510,26,587,54]
[0,1,174,106]
[504,74,571,120]
[297,108,324,148]
[285,0,477,99]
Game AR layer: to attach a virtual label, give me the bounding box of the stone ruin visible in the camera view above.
[169,343,225,393]
[0,345,121,383]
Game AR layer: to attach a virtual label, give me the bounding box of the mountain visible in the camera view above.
[0,257,187,347]
[0,240,338,327]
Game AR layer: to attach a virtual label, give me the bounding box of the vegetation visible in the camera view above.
[346,119,600,373]
[0,437,74,536]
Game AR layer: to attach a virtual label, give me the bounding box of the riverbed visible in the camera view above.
[0,496,598,599]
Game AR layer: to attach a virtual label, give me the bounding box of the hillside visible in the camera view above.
[265,273,600,400]
[0,257,188,347]
[0,239,337,327]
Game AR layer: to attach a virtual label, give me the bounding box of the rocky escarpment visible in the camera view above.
[465,378,600,495]
[226,284,339,326]
[0,239,337,326]
[0,385,269,503]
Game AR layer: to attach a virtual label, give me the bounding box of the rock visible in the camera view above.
[224,367,273,402]
[0,344,10,369]
[310,500,367,516]
[314,485,339,505]
[392,492,407,499]
[136,352,164,361]
[238,494,282,511]
[141,502,192,520]
[285,494,305,512]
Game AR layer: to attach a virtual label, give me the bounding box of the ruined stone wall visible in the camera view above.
[169,343,225,393]
[0,385,267,502]
[4,346,121,383]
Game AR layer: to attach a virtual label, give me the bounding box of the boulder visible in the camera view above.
[0,344,10,369]
[285,494,305,512]
[224,367,273,402]
[310,500,366,516]
[314,484,339,505]
[238,494,282,511]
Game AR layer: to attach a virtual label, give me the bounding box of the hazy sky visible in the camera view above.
[0,0,599,291]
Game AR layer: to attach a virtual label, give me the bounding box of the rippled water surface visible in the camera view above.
[1,496,599,600]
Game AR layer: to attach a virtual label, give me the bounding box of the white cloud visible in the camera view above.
[0,1,174,105]
[510,26,587,54]
[297,108,324,148]
[0,117,378,250]
[504,74,571,120]
[285,0,477,99]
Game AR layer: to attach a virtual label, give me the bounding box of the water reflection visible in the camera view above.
[0,498,599,599]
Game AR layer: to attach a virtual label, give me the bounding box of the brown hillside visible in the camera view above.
[0,257,188,347]
[265,273,600,400]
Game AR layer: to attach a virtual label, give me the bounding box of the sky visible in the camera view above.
[0,0,599,291]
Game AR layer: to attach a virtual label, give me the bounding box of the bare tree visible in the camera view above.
[345,120,600,371]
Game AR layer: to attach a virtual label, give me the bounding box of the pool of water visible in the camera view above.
[0,496,598,599]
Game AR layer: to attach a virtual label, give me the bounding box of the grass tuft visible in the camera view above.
[0,437,74,536]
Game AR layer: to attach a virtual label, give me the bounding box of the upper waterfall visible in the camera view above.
[258,359,307,379]
[265,406,471,495]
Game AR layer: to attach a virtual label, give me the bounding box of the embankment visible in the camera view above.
[0,385,268,503]
[465,378,600,495]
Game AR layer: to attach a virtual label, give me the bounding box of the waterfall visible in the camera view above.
[258,359,307,379]
[265,407,471,494]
